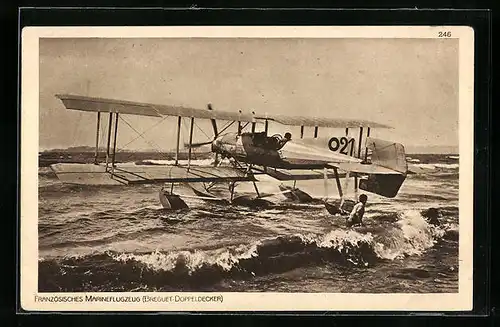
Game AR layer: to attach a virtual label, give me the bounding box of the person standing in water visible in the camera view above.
[346,194,368,227]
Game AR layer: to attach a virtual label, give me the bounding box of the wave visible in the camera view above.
[406,157,421,163]
[413,163,459,170]
[408,171,459,182]
[38,179,137,195]
[38,209,456,292]
[38,167,57,177]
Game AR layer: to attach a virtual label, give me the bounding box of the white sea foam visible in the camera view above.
[373,210,436,260]
[112,243,259,273]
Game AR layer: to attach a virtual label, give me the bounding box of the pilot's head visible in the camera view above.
[359,194,368,204]
[284,132,292,140]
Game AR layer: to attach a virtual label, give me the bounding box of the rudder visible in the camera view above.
[359,137,408,198]
[365,137,408,174]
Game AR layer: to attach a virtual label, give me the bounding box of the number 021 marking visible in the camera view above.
[328,137,355,155]
[438,31,451,37]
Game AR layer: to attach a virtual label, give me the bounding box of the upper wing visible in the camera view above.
[56,94,391,128]
[56,94,256,122]
[253,113,393,129]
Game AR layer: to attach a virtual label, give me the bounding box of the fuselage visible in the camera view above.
[211,132,360,169]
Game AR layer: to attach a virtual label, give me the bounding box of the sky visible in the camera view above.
[39,37,459,153]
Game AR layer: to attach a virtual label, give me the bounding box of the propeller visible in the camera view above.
[208,104,221,166]
[186,140,213,148]
[183,104,220,166]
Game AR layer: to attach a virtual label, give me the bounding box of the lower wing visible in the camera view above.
[50,163,256,186]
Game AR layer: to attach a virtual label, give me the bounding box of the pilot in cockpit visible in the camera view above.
[282,132,292,146]
[268,132,292,150]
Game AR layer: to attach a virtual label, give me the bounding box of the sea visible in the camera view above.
[38,154,459,293]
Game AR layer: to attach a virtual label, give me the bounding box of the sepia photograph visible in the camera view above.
[21,26,474,311]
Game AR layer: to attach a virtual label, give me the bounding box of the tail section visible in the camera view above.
[364,137,407,174]
[281,135,409,198]
[359,137,408,198]
[359,173,406,198]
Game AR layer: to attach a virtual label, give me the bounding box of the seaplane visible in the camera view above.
[50,94,408,214]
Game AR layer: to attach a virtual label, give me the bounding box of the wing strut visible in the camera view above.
[104,112,113,171]
[187,117,195,171]
[94,112,101,165]
[175,116,182,165]
[354,126,364,193]
[251,111,256,133]
[357,127,364,158]
[111,113,119,172]
[364,127,371,162]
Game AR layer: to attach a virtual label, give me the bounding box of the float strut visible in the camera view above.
[252,180,260,198]
[333,167,343,199]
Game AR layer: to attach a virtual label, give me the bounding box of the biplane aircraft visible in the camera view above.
[50,94,408,213]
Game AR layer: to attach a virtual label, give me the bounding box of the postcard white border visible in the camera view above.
[20,26,475,312]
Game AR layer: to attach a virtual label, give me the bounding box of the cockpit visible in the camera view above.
[249,131,292,151]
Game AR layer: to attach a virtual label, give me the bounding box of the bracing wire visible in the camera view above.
[118,115,169,150]
[93,113,108,163]
[194,120,210,140]
[182,117,190,135]
[117,115,166,154]
[71,112,84,147]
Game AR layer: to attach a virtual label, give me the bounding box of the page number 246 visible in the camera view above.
[438,31,452,37]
